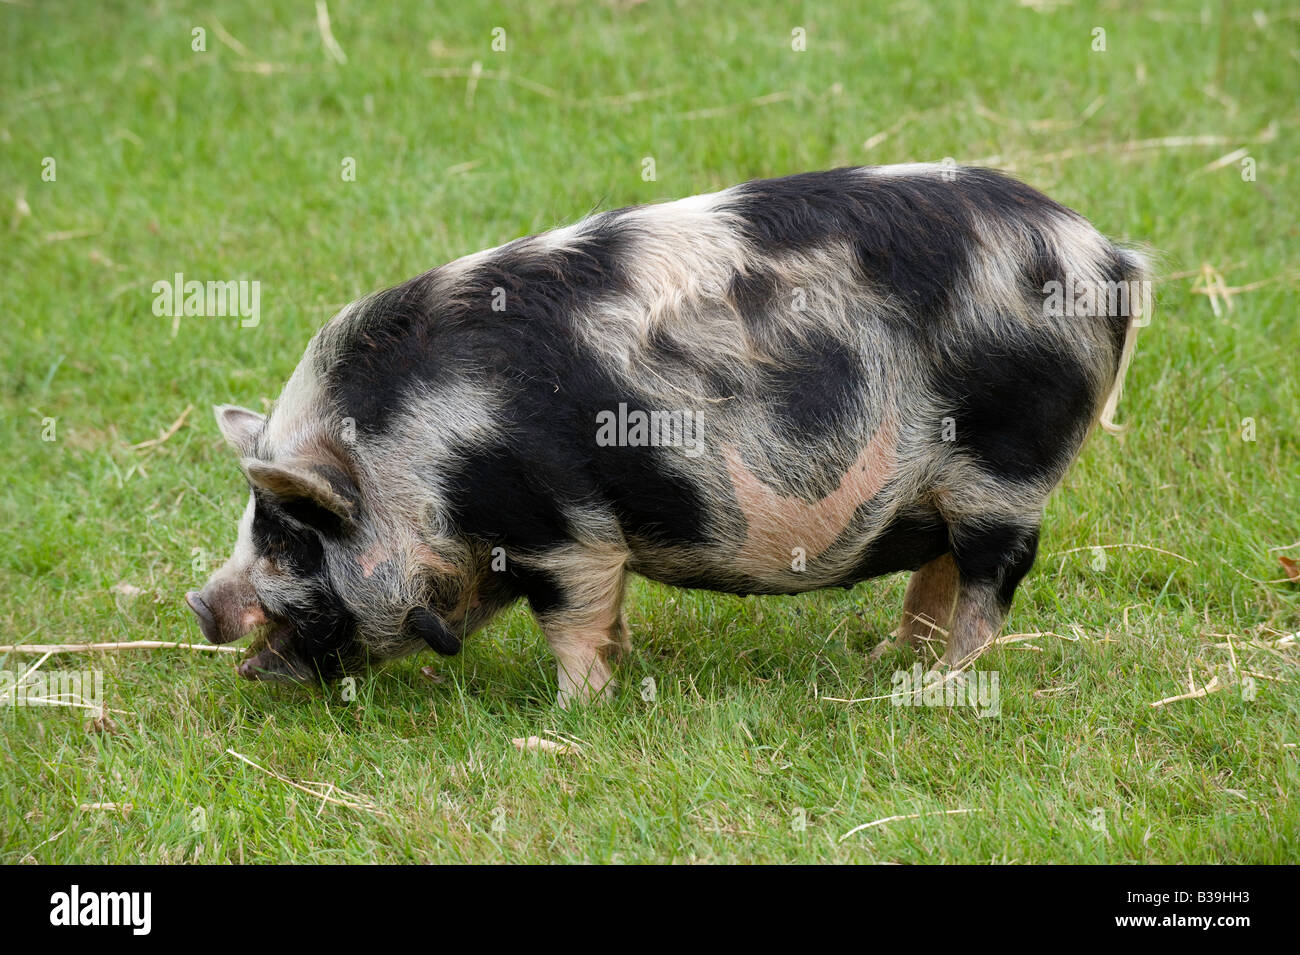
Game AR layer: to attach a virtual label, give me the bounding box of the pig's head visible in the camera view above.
[186,404,471,684]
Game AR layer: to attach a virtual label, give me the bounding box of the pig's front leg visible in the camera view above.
[530,545,630,708]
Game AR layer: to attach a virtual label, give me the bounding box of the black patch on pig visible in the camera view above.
[467,217,628,321]
[516,567,566,617]
[441,397,712,552]
[324,274,446,435]
[251,490,327,567]
[275,495,347,538]
[1021,226,1064,303]
[326,214,632,435]
[951,521,1040,609]
[723,166,1073,327]
[401,213,713,552]
[929,330,1096,483]
[760,331,862,442]
[836,508,951,584]
[729,267,786,355]
[596,443,712,547]
[441,445,572,551]
[248,491,360,680]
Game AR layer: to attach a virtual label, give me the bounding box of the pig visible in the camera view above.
[186,164,1148,706]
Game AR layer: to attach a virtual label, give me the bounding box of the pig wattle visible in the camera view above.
[402,606,461,656]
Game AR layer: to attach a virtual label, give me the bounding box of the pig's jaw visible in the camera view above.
[235,619,314,684]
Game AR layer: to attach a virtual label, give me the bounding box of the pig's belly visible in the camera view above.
[617,414,943,595]
[625,507,950,597]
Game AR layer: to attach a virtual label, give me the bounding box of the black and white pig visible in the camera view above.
[186,164,1148,706]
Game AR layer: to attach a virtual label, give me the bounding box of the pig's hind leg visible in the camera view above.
[942,522,1040,669]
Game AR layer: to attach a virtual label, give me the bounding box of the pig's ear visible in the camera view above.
[214,404,266,457]
[241,457,357,530]
[403,606,461,656]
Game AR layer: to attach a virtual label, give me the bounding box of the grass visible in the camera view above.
[1,0,1297,864]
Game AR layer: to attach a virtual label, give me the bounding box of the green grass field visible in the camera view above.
[2,0,1297,864]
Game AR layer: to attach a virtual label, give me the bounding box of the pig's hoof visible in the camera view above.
[938,646,989,671]
[556,681,614,710]
[869,637,904,661]
[927,665,971,691]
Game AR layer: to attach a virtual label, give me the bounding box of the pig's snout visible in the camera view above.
[185,584,266,644]
[185,590,222,642]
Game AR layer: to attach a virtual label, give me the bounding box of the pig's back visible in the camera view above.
[308,166,1138,595]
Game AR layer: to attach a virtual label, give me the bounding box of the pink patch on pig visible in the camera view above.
[240,605,267,631]
[357,541,459,578]
[413,543,458,576]
[724,418,897,576]
[357,542,390,578]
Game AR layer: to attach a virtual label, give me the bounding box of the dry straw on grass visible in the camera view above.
[839,808,981,842]
[0,640,240,655]
[225,748,388,817]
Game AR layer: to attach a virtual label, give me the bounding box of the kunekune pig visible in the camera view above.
[186,164,1148,706]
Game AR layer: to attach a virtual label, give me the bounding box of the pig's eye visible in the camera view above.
[250,496,326,569]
